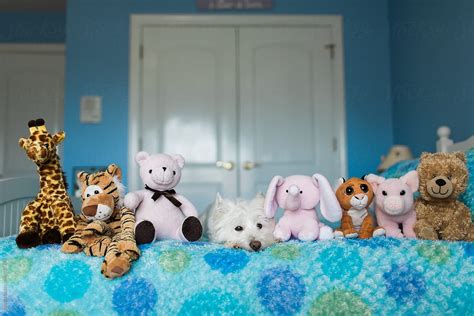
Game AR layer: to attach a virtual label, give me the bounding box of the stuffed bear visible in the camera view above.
[334,177,385,239]
[124,152,203,244]
[414,152,474,241]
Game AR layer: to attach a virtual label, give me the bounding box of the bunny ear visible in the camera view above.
[400,170,419,192]
[312,173,342,223]
[264,176,284,218]
[366,174,385,192]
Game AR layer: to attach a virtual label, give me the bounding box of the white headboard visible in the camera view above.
[437,126,474,153]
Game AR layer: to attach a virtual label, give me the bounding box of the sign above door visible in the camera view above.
[197,0,272,10]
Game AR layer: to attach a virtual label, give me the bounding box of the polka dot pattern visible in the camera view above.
[112,278,157,316]
[0,293,25,316]
[319,245,362,280]
[0,237,471,314]
[204,248,249,274]
[257,267,306,315]
[383,264,426,303]
[44,260,92,303]
[308,289,371,316]
[271,243,300,260]
[48,310,80,316]
[159,250,191,273]
[417,243,452,264]
[0,257,32,283]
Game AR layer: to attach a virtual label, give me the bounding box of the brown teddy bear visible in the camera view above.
[414,152,474,241]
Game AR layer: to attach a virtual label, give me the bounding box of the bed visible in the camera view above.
[0,126,473,315]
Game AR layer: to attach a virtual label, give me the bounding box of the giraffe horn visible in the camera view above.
[28,119,37,134]
[35,118,47,133]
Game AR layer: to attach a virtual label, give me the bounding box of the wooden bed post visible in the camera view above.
[437,126,453,153]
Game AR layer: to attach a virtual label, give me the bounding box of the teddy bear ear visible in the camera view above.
[420,152,431,160]
[453,151,466,163]
[171,154,185,168]
[135,151,149,164]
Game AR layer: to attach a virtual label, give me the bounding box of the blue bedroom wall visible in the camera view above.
[390,0,474,155]
[64,0,393,187]
[0,12,65,42]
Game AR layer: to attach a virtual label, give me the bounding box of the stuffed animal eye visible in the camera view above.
[256,223,263,229]
[382,191,387,196]
[149,169,152,174]
[345,187,354,195]
[235,226,243,231]
[173,171,176,175]
[299,191,303,194]
[400,190,406,196]
[360,184,368,193]
[286,190,288,193]
[86,194,90,197]
[44,143,49,148]
[94,190,99,194]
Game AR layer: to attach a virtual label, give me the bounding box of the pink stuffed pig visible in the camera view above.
[264,174,342,241]
[366,171,419,238]
[124,152,202,244]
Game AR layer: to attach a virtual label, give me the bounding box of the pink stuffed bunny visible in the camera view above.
[124,152,202,244]
[264,174,342,241]
[366,171,419,238]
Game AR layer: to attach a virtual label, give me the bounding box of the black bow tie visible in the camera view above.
[145,185,182,207]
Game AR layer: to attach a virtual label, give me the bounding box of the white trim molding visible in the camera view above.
[129,15,347,190]
[0,44,65,54]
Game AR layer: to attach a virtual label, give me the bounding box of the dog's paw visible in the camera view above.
[274,228,291,242]
[224,241,240,249]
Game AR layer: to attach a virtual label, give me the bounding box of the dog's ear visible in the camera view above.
[252,192,265,207]
[215,192,223,207]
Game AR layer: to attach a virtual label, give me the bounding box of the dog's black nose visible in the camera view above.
[162,167,167,171]
[250,240,261,251]
[435,178,446,186]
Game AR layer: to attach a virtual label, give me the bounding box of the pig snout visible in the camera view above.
[382,196,405,215]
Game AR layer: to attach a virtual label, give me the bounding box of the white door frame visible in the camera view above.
[129,15,347,191]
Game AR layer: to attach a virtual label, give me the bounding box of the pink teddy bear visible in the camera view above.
[124,152,202,244]
[366,170,419,238]
[264,174,342,241]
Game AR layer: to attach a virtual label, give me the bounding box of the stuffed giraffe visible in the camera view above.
[16,118,76,248]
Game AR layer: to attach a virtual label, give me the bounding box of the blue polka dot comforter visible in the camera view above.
[0,237,472,315]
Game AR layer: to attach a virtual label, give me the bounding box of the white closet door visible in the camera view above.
[239,27,341,198]
[141,27,237,212]
[0,50,64,178]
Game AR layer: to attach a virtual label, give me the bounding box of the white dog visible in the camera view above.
[202,193,277,251]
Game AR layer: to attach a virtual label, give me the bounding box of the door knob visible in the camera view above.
[242,161,260,170]
[216,160,234,171]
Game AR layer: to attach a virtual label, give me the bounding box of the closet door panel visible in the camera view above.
[140,27,237,212]
[239,27,340,198]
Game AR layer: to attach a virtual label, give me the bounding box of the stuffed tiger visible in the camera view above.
[61,164,140,278]
[334,177,385,239]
